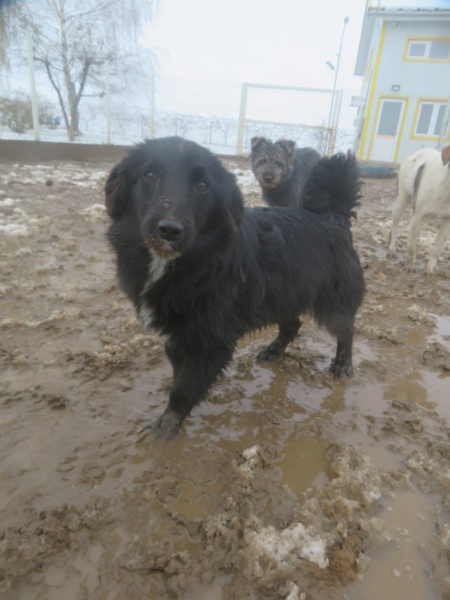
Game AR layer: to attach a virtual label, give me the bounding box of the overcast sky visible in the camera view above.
[144,0,368,92]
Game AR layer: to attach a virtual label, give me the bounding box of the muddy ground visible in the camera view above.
[0,155,449,600]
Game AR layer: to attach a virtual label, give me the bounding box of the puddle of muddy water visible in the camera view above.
[429,313,450,346]
[277,435,330,498]
[383,369,450,418]
[345,489,439,600]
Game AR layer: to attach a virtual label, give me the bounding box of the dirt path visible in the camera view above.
[0,158,449,600]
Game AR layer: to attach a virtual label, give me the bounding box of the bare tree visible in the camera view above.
[5,0,158,140]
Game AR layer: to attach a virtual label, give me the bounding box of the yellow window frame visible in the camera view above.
[403,36,450,63]
[410,98,450,141]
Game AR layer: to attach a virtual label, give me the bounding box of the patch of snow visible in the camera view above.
[245,520,329,572]
[0,197,16,206]
[0,223,29,237]
[80,203,107,221]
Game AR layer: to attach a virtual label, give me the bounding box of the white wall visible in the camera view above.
[376,20,450,97]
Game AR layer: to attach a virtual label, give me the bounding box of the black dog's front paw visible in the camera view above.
[256,345,283,363]
[137,409,183,442]
[330,360,353,380]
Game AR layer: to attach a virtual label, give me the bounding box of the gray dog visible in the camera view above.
[251,137,321,207]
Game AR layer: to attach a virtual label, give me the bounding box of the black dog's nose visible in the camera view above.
[158,219,183,241]
[263,174,274,183]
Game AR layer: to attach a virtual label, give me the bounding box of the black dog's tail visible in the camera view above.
[301,151,362,221]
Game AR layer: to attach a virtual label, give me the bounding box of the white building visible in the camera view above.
[354,0,450,164]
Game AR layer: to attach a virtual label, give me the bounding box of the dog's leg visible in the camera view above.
[405,213,426,271]
[322,312,355,379]
[424,219,450,275]
[388,191,411,257]
[256,318,301,362]
[148,342,235,440]
[165,339,183,381]
[330,329,354,379]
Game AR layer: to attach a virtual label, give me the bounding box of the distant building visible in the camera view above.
[354,0,450,164]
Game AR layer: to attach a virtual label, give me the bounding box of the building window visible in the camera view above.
[405,39,450,62]
[412,100,449,139]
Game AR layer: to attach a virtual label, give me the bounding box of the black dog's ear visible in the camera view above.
[220,174,244,235]
[105,165,127,217]
[226,184,245,234]
[278,139,296,156]
[251,137,266,152]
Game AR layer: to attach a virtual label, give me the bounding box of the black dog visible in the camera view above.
[251,137,321,207]
[105,137,365,440]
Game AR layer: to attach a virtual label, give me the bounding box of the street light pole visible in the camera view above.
[326,16,349,154]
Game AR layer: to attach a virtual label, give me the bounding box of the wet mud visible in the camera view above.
[0,158,449,599]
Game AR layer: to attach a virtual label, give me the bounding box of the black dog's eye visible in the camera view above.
[274,161,284,168]
[195,180,209,193]
[144,170,157,183]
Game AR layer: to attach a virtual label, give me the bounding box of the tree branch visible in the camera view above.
[74,56,92,107]
[41,58,70,130]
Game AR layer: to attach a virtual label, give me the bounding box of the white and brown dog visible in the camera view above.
[388,145,450,274]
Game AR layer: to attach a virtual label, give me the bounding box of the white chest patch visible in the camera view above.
[138,304,154,330]
[138,256,169,329]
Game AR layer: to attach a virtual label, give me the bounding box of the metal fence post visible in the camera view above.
[236,83,248,155]
[150,73,155,139]
[26,30,40,141]
[105,60,111,144]
[327,89,344,155]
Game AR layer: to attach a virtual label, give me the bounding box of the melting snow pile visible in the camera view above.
[209,442,386,593]
[229,165,261,200]
[79,203,107,221]
[0,198,29,237]
[244,520,329,572]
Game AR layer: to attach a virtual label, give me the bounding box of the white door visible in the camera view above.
[370,98,406,162]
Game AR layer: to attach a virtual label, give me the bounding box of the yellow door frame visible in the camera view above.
[358,21,387,160]
[367,95,410,163]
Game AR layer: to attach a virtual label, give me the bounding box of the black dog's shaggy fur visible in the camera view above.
[251,137,321,207]
[105,136,365,439]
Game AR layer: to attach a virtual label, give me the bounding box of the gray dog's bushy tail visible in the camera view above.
[301,152,362,221]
